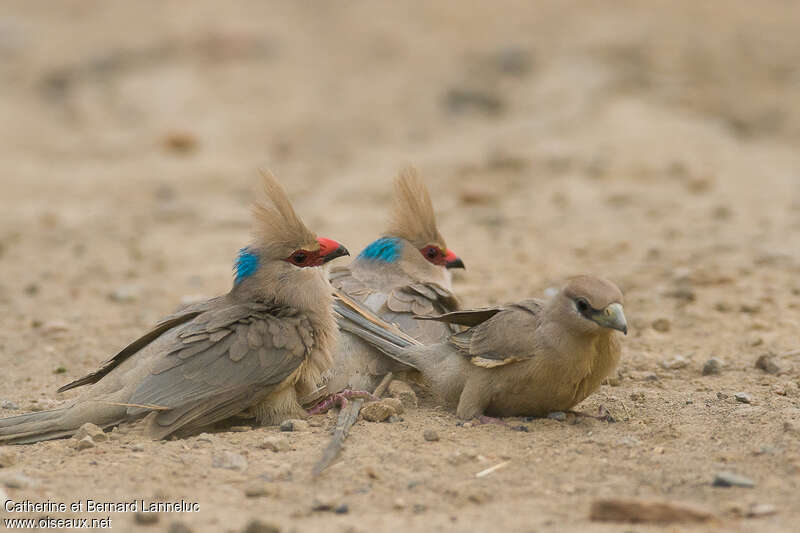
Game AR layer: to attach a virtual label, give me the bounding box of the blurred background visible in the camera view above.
[2,0,800,377]
[1,2,800,531]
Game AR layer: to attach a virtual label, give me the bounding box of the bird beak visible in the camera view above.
[443,249,465,270]
[591,302,628,335]
[317,238,350,263]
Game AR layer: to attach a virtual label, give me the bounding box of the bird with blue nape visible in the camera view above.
[306,167,465,411]
[0,171,349,444]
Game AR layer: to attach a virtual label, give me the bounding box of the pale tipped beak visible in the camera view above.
[444,249,465,270]
[317,237,350,263]
[592,302,628,335]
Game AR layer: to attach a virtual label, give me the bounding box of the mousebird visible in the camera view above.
[334,275,627,419]
[0,172,348,444]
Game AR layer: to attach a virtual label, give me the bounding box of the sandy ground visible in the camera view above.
[1,1,800,531]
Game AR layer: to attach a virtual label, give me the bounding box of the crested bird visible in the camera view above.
[0,172,349,444]
[309,168,465,405]
[334,275,627,420]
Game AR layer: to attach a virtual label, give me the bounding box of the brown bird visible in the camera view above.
[0,172,349,444]
[335,275,627,419]
[308,168,464,406]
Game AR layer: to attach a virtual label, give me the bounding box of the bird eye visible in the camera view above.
[576,298,590,313]
[427,247,438,259]
[290,252,307,265]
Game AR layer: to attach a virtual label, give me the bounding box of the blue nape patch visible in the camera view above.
[234,247,259,284]
[358,237,402,263]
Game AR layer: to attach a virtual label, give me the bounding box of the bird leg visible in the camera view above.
[312,373,394,477]
[307,389,378,415]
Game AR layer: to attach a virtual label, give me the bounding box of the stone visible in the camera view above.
[746,503,777,517]
[423,429,439,442]
[547,411,567,422]
[0,448,17,467]
[388,381,418,408]
[0,472,36,489]
[702,358,721,376]
[734,392,752,404]
[244,484,279,498]
[243,520,280,533]
[212,451,247,471]
[279,419,309,432]
[74,436,96,450]
[75,422,107,443]
[755,354,780,375]
[259,437,290,452]
[381,397,404,415]
[712,471,755,488]
[167,522,194,533]
[660,355,688,370]
[590,498,714,524]
[361,401,397,422]
[108,284,140,303]
[651,318,671,332]
[134,512,159,524]
[0,400,19,410]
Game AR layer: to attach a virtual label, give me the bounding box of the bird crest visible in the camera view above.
[385,167,447,249]
[252,170,319,255]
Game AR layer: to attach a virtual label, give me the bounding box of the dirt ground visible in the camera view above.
[1,1,799,531]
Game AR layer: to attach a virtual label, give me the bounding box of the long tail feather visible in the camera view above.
[333,292,423,369]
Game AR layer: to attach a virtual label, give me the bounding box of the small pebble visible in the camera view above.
[334,504,349,514]
[423,429,440,442]
[244,484,279,498]
[211,451,247,471]
[702,358,722,376]
[547,411,566,422]
[361,401,396,422]
[393,498,407,510]
[74,436,96,450]
[716,392,728,400]
[0,448,17,468]
[134,512,159,525]
[279,419,309,432]
[713,471,755,488]
[734,392,752,404]
[259,436,290,452]
[651,318,671,332]
[382,397,404,415]
[0,400,19,410]
[512,425,529,432]
[167,522,194,533]
[229,425,252,433]
[755,354,780,375]
[75,422,107,443]
[746,503,777,518]
[660,355,688,370]
[0,472,36,489]
[131,443,145,452]
[387,415,403,423]
[242,520,280,533]
[388,381,418,408]
[108,284,141,303]
[629,392,645,402]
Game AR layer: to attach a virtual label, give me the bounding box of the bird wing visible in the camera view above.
[448,300,545,368]
[57,297,227,393]
[126,302,315,427]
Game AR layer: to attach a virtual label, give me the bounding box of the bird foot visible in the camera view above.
[307,389,378,415]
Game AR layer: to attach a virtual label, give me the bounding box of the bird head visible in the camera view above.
[358,168,464,280]
[232,171,349,308]
[551,275,627,336]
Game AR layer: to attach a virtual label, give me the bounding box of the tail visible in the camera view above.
[0,403,125,445]
[333,292,427,369]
